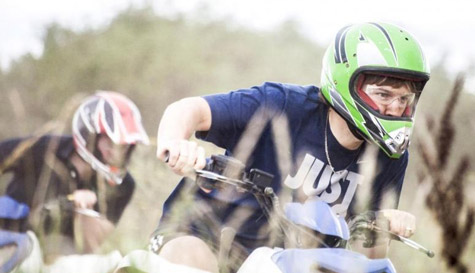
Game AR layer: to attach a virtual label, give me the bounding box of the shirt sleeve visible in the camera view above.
[369,152,409,211]
[196,82,288,151]
[0,137,29,173]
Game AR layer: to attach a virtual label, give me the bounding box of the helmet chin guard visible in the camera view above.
[72,91,149,184]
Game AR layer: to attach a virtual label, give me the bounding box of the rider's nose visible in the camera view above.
[382,100,404,117]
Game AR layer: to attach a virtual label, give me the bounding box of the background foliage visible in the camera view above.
[1,7,474,272]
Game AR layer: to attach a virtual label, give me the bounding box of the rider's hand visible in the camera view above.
[71,189,97,209]
[157,139,206,178]
[378,209,416,238]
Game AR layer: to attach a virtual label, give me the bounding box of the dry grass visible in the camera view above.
[415,75,475,273]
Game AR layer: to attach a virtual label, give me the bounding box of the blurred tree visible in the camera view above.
[0,7,323,138]
[0,7,474,271]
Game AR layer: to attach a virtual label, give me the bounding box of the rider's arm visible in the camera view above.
[75,211,115,253]
[71,180,135,253]
[156,97,211,176]
[0,137,27,173]
[68,188,114,252]
[370,153,416,236]
[70,174,135,252]
[356,153,415,257]
[156,83,288,176]
[352,209,413,259]
[158,97,212,142]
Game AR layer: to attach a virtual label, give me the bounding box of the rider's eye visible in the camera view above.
[375,92,388,98]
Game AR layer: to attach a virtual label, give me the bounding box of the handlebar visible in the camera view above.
[194,155,347,249]
[182,154,435,258]
[352,220,434,258]
[42,195,104,219]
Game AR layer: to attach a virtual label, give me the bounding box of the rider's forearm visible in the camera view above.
[156,97,209,175]
[76,214,115,253]
[157,97,212,141]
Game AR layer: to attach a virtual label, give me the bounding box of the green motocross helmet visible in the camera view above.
[320,22,430,159]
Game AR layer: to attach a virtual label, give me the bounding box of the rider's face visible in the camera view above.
[97,135,135,168]
[363,83,415,117]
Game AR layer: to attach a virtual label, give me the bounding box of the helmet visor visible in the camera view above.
[362,85,416,117]
[364,86,416,107]
[354,74,419,118]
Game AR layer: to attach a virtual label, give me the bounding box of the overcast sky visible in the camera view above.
[1,0,474,78]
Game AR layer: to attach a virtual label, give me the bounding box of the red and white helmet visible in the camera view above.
[72,91,149,185]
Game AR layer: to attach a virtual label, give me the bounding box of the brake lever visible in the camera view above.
[195,169,253,191]
[195,169,231,181]
[75,208,102,219]
[66,194,104,219]
[376,226,434,258]
[360,222,434,258]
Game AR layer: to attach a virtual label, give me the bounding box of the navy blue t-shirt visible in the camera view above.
[160,82,407,245]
